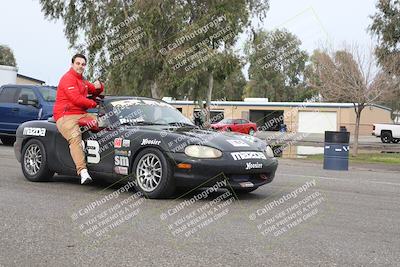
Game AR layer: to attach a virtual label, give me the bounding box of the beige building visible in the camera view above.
[16,74,45,85]
[166,100,392,136]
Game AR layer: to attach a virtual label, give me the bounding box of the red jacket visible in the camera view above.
[53,68,104,121]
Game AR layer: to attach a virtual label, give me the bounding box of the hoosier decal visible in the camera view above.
[231,151,266,161]
[245,162,263,170]
[141,138,161,146]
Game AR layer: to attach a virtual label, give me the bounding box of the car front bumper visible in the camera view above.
[166,152,278,189]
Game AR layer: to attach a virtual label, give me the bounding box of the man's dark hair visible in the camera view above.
[71,53,87,63]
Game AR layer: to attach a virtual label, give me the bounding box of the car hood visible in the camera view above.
[142,126,267,152]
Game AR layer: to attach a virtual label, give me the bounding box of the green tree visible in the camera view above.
[369,0,400,74]
[369,0,400,120]
[245,29,309,102]
[39,0,269,105]
[0,45,17,67]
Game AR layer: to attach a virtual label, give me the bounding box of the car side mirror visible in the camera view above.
[18,94,29,105]
[29,99,39,107]
[18,94,39,107]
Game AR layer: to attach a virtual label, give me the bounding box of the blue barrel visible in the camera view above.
[323,131,350,171]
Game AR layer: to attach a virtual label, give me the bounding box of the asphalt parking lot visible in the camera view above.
[0,144,399,266]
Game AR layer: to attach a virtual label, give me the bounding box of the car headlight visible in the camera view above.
[264,145,275,158]
[184,145,222,158]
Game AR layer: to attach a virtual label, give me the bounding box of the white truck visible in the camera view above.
[373,124,400,143]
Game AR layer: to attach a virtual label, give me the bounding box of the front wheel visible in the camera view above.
[132,148,175,199]
[393,139,400,144]
[21,139,54,182]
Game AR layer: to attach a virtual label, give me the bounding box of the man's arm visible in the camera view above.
[61,76,97,109]
[85,80,104,95]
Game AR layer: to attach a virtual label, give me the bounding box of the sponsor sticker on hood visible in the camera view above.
[226,139,249,147]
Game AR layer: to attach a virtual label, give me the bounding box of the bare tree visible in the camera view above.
[310,44,396,156]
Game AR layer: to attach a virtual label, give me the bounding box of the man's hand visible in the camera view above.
[93,80,102,89]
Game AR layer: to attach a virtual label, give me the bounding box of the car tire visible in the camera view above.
[248,128,255,136]
[393,139,400,143]
[1,136,16,146]
[21,139,54,182]
[226,128,231,132]
[132,148,175,199]
[381,131,393,143]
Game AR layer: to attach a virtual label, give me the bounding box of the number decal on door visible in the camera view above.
[82,140,100,164]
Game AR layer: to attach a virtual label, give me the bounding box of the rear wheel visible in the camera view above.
[1,136,16,146]
[21,139,54,182]
[393,139,400,143]
[381,131,393,143]
[133,148,175,199]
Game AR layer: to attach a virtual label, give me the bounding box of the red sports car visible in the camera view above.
[211,119,257,135]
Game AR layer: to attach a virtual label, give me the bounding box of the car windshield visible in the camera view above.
[220,119,234,124]
[38,87,57,102]
[109,99,194,126]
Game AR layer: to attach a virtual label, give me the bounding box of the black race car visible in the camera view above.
[14,96,278,198]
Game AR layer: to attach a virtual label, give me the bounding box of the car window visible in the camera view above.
[38,87,56,102]
[0,87,18,103]
[18,88,38,101]
[240,119,248,124]
[220,119,233,124]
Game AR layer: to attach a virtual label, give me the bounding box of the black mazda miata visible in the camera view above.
[14,96,278,198]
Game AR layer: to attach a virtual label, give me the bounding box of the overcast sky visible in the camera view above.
[0,0,378,86]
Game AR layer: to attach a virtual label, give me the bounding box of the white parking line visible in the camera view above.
[278,173,400,186]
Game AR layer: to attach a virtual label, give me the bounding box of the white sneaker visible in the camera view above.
[80,169,92,184]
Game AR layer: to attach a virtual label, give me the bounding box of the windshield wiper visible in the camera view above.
[121,121,165,126]
[168,121,196,127]
[167,122,197,127]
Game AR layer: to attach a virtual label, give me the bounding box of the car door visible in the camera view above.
[231,119,240,132]
[54,109,116,174]
[0,87,20,133]
[235,119,245,133]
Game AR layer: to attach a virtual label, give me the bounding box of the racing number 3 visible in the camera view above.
[82,140,100,164]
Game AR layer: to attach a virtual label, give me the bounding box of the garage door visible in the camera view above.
[298,111,337,133]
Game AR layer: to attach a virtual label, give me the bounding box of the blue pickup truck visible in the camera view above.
[0,85,56,145]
